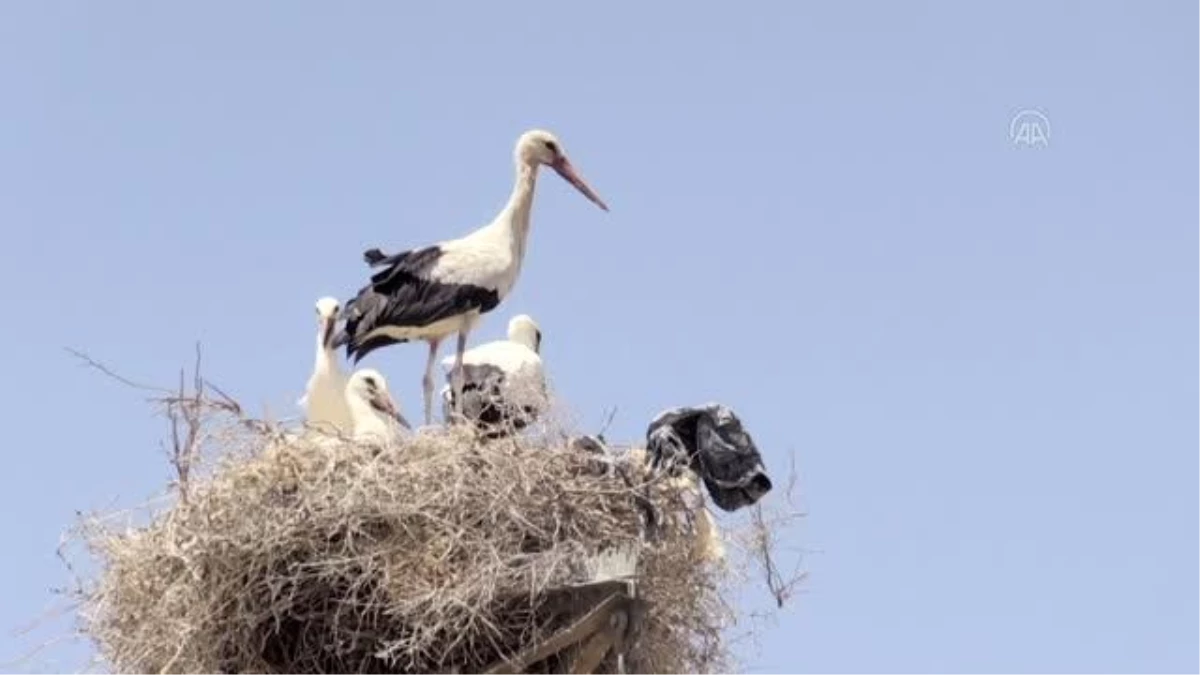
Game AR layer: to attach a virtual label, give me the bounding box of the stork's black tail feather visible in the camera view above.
[344,332,409,365]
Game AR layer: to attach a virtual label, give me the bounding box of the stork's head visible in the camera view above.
[314,296,340,347]
[515,129,608,212]
[347,368,410,429]
[507,314,542,353]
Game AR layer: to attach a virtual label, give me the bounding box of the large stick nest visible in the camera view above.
[73,410,740,674]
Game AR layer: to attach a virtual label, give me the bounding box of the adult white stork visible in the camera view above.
[345,368,411,444]
[439,313,549,437]
[334,129,608,426]
[299,297,353,435]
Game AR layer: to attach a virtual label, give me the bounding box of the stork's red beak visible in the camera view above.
[551,156,609,212]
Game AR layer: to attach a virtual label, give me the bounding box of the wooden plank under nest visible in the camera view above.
[483,581,641,675]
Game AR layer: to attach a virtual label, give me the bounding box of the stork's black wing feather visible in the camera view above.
[362,248,389,267]
[366,246,443,287]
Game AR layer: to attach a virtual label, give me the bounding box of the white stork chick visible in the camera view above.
[619,446,725,565]
[671,470,727,566]
[335,129,608,426]
[299,296,353,436]
[604,445,724,565]
[345,368,411,445]
[439,314,548,437]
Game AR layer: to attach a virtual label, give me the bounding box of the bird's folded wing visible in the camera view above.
[348,277,498,336]
[366,245,443,287]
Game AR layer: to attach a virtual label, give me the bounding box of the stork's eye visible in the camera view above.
[545,141,558,154]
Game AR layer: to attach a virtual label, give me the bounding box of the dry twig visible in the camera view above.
[747,452,806,608]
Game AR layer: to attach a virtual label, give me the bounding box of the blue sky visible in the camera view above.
[0,1,1196,672]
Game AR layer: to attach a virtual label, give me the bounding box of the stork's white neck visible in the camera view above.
[508,322,540,352]
[494,161,539,270]
[314,323,337,373]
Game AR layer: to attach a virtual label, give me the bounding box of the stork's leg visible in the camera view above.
[422,337,442,426]
[451,330,468,419]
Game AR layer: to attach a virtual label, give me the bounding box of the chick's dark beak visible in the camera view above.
[321,315,337,348]
[369,392,410,429]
